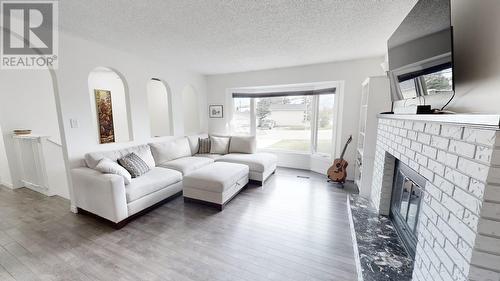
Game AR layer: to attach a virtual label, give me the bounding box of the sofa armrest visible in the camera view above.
[71,167,128,223]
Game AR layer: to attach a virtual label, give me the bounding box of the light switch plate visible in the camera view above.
[70,119,79,128]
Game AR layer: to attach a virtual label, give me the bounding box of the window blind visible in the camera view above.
[232,87,336,98]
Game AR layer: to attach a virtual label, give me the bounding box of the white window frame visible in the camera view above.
[227,81,344,160]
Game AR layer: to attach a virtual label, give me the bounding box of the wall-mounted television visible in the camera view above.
[388,0,453,109]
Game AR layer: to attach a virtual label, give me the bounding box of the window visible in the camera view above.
[231,97,251,135]
[231,86,336,157]
[256,96,312,152]
[316,94,334,154]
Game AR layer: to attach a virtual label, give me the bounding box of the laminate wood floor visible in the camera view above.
[0,168,358,281]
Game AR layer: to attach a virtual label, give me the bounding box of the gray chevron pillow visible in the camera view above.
[118,153,150,178]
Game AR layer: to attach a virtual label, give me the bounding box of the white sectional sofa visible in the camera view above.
[71,133,277,228]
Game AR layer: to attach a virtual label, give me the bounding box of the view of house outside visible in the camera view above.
[232,95,334,155]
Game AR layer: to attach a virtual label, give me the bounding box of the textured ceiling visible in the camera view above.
[60,0,418,75]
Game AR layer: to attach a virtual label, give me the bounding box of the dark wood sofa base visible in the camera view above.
[77,191,183,229]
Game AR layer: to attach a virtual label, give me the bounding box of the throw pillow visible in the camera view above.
[187,133,209,155]
[198,137,211,154]
[118,153,151,178]
[229,136,256,154]
[210,136,230,154]
[95,158,132,184]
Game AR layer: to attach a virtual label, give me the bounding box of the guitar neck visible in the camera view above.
[338,136,352,160]
[339,146,348,160]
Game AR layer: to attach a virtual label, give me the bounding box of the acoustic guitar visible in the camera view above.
[327,135,353,183]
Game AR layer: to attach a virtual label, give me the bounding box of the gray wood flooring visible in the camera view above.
[0,168,358,281]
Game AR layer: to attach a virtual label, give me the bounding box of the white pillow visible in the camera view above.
[210,136,230,154]
[229,136,256,154]
[95,158,132,184]
[149,137,192,165]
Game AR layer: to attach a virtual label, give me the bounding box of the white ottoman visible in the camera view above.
[183,162,249,210]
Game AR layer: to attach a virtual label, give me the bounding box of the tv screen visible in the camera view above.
[388,0,453,103]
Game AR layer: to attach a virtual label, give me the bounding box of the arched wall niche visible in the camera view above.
[88,66,133,144]
[182,84,201,135]
[147,78,173,137]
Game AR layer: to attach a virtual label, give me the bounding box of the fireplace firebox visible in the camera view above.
[390,160,426,258]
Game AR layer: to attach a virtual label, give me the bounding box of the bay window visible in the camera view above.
[231,86,336,157]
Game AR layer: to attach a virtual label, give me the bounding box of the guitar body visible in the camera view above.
[327,135,352,184]
[327,159,349,183]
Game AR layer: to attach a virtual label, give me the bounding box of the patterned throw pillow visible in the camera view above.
[198,137,211,154]
[118,153,150,178]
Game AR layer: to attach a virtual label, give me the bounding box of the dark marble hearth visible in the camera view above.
[349,195,414,281]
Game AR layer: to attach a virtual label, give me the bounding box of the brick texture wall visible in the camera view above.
[370,117,500,281]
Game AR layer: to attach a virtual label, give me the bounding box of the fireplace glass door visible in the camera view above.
[390,160,425,258]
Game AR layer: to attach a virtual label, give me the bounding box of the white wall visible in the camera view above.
[446,0,500,114]
[0,70,67,194]
[206,57,386,178]
[147,80,172,137]
[88,68,132,143]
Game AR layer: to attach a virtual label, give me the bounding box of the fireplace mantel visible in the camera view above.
[369,115,500,281]
[378,114,500,130]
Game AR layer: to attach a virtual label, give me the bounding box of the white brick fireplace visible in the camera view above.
[370,115,500,281]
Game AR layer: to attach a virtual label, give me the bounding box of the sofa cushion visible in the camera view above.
[187,133,209,155]
[85,144,155,169]
[229,136,256,154]
[118,153,151,178]
[126,167,182,203]
[216,153,277,173]
[194,153,223,160]
[183,162,249,193]
[95,158,132,184]
[149,137,191,165]
[210,136,230,154]
[158,156,214,175]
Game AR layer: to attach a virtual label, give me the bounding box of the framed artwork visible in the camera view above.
[94,89,116,144]
[209,105,223,118]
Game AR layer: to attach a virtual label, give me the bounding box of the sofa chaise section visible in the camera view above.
[150,137,214,175]
[216,152,277,183]
[158,156,214,175]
